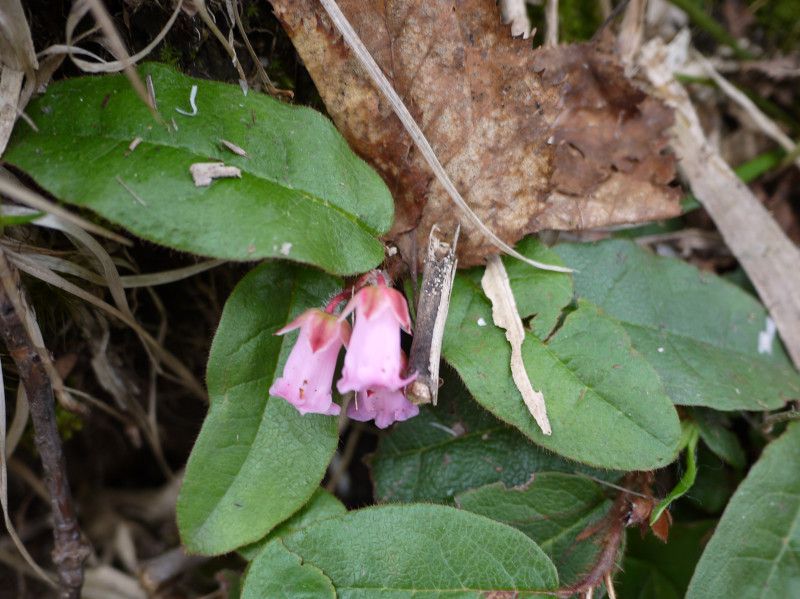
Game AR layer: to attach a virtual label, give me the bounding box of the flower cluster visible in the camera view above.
[269,275,419,428]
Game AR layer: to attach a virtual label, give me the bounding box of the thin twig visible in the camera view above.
[195,0,249,88]
[0,252,90,598]
[0,358,55,587]
[697,53,800,172]
[82,0,160,121]
[763,410,800,429]
[231,0,288,97]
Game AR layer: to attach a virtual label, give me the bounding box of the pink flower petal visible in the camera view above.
[347,387,419,428]
[336,285,414,393]
[270,309,347,416]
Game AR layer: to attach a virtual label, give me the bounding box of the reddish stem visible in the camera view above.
[324,291,350,314]
[324,269,391,313]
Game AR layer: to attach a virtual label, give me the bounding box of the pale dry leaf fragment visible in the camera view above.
[758,317,776,355]
[0,67,24,156]
[500,0,532,39]
[640,38,800,369]
[616,0,646,69]
[82,565,147,599]
[175,84,198,116]
[219,138,248,157]
[190,162,241,186]
[481,254,551,435]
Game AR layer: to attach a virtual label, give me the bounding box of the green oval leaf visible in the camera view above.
[5,63,394,275]
[243,504,559,598]
[686,422,800,598]
[177,262,340,554]
[692,408,746,469]
[456,474,612,587]
[444,260,681,469]
[555,239,800,410]
[243,541,336,599]
[239,488,346,561]
[371,373,617,504]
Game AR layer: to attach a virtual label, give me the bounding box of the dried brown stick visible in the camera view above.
[407,225,459,406]
[0,254,90,598]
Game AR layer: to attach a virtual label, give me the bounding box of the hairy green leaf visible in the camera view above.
[687,422,800,598]
[371,373,615,503]
[177,263,340,554]
[243,505,559,598]
[456,474,612,587]
[692,408,746,469]
[444,255,681,469]
[5,63,393,274]
[243,541,336,599]
[555,240,800,410]
[239,488,345,560]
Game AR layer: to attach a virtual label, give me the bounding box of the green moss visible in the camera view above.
[559,0,603,42]
[526,0,601,43]
[157,43,182,69]
[55,405,84,441]
[752,0,800,52]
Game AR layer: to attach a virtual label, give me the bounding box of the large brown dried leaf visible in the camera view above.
[270,0,680,266]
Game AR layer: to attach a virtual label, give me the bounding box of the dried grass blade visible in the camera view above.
[0,68,24,156]
[0,0,38,75]
[697,53,800,172]
[7,253,206,400]
[0,172,130,245]
[641,38,800,369]
[65,0,159,119]
[48,0,182,74]
[5,386,28,457]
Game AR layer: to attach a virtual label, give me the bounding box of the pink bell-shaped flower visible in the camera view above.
[336,284,415,394]
[269,308,351,416]
[347,386,420,429]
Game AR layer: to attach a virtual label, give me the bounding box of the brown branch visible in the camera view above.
[0,254,90,598]
[406,225,459,406]
[556,472,655,597]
